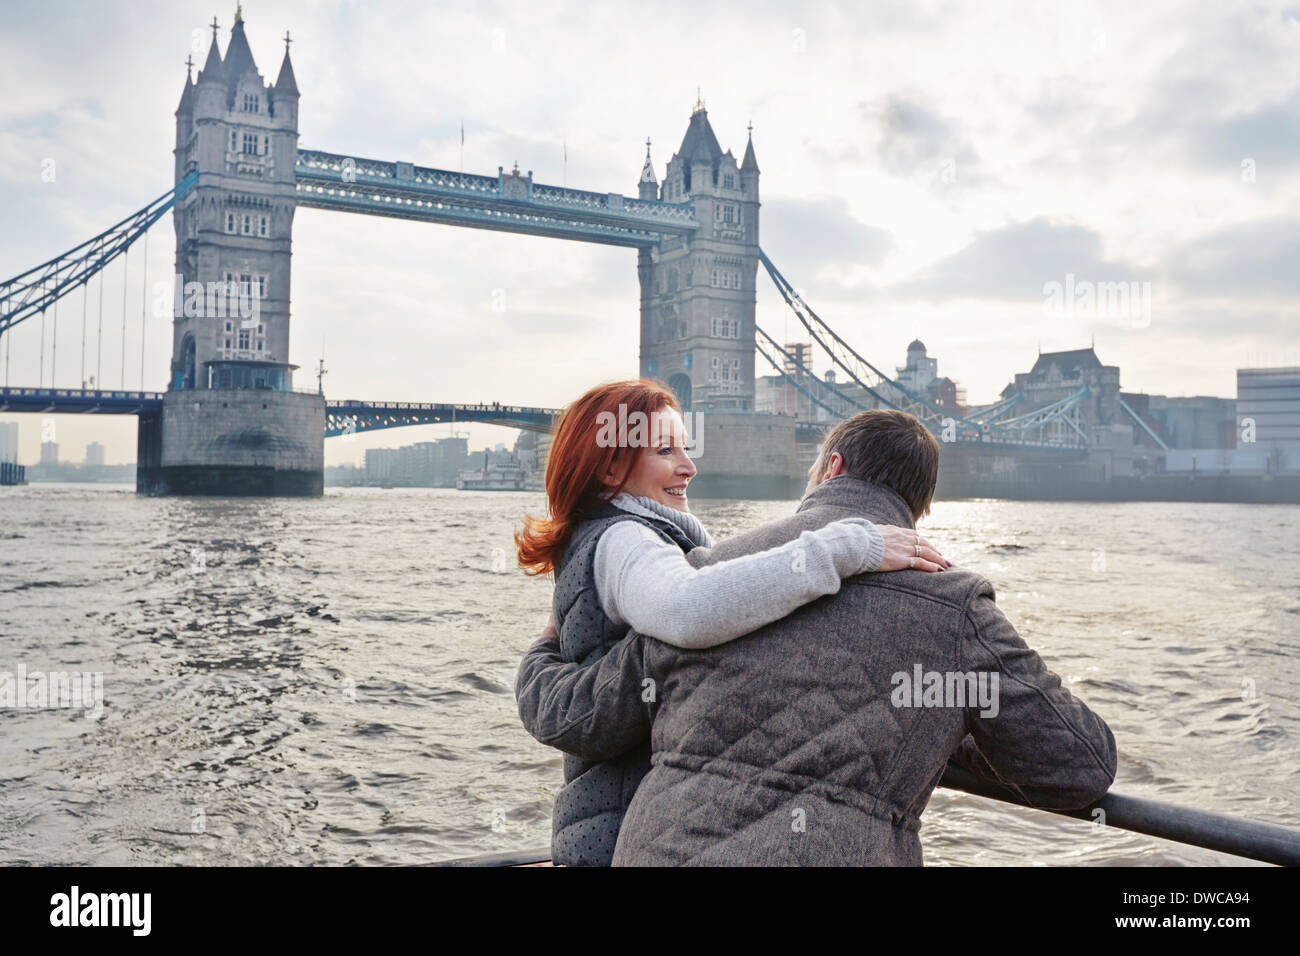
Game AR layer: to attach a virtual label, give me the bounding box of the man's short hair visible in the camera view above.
[815,409,940,519]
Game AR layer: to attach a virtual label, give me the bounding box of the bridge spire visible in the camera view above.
[177,56,196,112]
[198,20,225,83]
[639,137,657,184]
[275,33,299,96]
[741,121,760,174]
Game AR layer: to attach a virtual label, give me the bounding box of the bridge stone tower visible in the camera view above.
[142,11,323,495]
[636,103,796,497]
[638,100,761,412]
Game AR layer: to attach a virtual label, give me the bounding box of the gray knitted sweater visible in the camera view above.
[596,492,885,650]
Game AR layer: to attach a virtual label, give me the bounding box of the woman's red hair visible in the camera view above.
[515,379,680,576]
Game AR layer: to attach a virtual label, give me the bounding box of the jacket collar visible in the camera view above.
[797,474,917,529]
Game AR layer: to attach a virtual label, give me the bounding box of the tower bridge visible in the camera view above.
[0,10,1098,498]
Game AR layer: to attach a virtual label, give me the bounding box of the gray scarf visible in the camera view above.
[609,492,715,549]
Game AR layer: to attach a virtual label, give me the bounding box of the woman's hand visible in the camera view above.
[876,525,950,573]
[542,612,558,639]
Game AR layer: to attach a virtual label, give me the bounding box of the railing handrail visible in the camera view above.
[430,770,1300,866]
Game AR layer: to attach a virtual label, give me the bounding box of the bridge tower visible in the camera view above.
[635,102,795,497]
[638,98,761,412]
[145,10,323,495]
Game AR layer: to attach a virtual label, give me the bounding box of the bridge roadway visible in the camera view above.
[0,387,560,436]
[0,386,1086,454]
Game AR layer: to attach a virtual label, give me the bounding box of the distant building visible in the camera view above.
[1123,367,1300,475]
[896,339,938,392]
[1234,366,1300,473]
[1004,347,1122,430]
[756,339,965,420]
[40,441,59,466]
[0,422,17,464]
[363,436,469,486]
[85,442,105,466]
[323,462,363,486]
[1122,394,1236,450]
[895,340,965,413]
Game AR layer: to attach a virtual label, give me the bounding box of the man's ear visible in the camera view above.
[825,452,844,480]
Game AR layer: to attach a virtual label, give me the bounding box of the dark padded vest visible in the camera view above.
[549,501,695,866]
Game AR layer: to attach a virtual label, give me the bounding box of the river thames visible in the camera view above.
[1,483,1296,865]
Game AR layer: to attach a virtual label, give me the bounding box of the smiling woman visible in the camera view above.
[511,378,948,865]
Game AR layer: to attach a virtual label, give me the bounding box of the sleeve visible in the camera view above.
[594,516,886,651]
[514,630,654,762]
[955,576,1118,810]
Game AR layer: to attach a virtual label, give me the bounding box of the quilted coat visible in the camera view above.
[545,501,694,867]
[515,475,1118,866]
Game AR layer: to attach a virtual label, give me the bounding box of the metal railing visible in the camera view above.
[431,770,1300,866]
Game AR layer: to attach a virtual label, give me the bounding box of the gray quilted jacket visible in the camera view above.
[544,501,694,867]
[516,476,1117,866]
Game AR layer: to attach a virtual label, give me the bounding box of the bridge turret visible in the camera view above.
[194,25,227,118]
[638,98,759,412]
[171,10,299,394]
[637,138,658,201]
[175,58,196,177]
[271,35,300,130]
[155,11,322,496]
[740,124,760,199]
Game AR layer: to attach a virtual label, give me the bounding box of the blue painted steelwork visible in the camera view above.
[0,386,164,414]
[0,172,198,338]
[1119,395,1169,450]
[755,326,870,419]
[325,399,557,437]
[296,150,698,248]
[760,249,1090,449]
[0,389,558,440]
[961,391,1023,424]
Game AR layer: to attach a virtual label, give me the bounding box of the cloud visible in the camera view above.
[892,217,1143,302]
[759,196,894,275]
[1161,218,1300,299]
[868,94,979,179]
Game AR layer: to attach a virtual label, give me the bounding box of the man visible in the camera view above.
[516,409,1117,865]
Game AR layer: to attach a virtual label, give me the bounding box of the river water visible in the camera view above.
[1,482,1296,866]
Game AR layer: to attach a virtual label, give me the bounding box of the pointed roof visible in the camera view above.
[275,48,299,95]
[907,339,927,352]
[224,14,259,105]
[198,32,225,84]
[1028,347,1102,380]
[677,106,723,168]
[741,126,760,173]
[639,138,657,184]
[177,56,196,112]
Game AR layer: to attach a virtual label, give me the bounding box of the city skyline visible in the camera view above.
[2,0,1299,466]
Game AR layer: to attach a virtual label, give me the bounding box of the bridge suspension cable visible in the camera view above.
[758,248,993,444]
[120,245,129,389]
[758,248,956,427]
[96,267,104,389]
[755,338,845,422]
[754,324,873,420]
[757,250,1092,448]
[140,230,149,391]
[0,169,197,340]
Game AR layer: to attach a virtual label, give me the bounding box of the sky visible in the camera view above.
[1,0,1298,465]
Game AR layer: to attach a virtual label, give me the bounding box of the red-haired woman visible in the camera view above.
[514,379,948,866]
